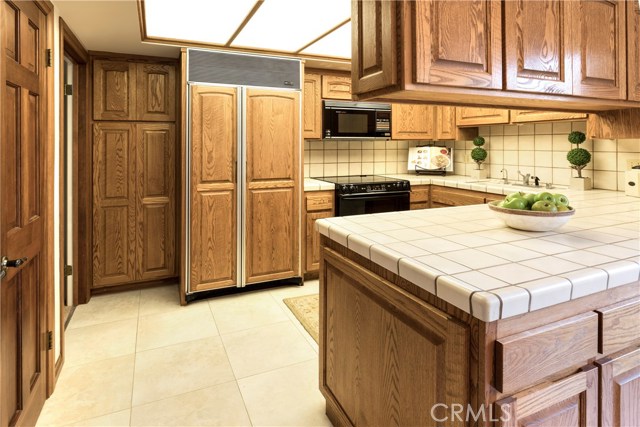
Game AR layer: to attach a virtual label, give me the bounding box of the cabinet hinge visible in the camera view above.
[64,84,73,96]
[47,331,53,350]
[46,49,52,67]
[64,265,73,276]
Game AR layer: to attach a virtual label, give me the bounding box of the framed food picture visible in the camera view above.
[407,146,453,174]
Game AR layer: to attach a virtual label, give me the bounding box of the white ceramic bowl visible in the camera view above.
[488,201,575,231]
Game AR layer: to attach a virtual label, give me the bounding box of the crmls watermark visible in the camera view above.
[430,403,511,423]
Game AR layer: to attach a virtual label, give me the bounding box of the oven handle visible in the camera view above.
[338,191,410,200]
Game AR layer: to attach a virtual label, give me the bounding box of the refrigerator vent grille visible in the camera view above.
[188,49,301,89]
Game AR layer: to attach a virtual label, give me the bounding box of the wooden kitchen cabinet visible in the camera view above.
[303,73,322,139]
[435,106,457,140]
[321,73,351,100]
[391,104,434,140]
[628,0,640,101]
[456,107,510,126]
[94,60,176,121]
[495,366,599,427]
[93,60,137,121]
[511,110,587,124]
[595,347,640,427]
[304,191,334,275]
[430,186,501,208]
[93,122,176,288]
[409,185,429,210]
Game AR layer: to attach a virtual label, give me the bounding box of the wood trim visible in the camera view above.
[296,18,350,54]
[225,0,264,46]
[179,49,187,305]
[88,50,178,64]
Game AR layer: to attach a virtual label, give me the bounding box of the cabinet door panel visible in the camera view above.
[413,0,502,89]
[435,106,456,140]
[93,123,136,286]
[136,123,175,280]
[511,110,587,123]
[505,0,572,94]
[190,85,238,291]
[596,348,640,427]
[456,107,509,126]
[628,0,640,101]
[391,104,434,140]
[571,0,626,100]
[495,366,598,427]
[245,89,300,284]
[352,0,398,94]
[136,63,176,121]
[93,60,136,120]
[321,75,351,100]
[303,73,322,139]
[305,210,333,273]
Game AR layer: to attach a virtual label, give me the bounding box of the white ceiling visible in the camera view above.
[53,0,352,62]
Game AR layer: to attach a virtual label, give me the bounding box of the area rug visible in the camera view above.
[283,294,319,344]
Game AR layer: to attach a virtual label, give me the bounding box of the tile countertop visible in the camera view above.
[315,189,640,322]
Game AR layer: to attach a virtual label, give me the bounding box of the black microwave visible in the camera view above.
[322,101,391,139]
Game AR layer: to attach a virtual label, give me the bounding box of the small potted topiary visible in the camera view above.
[567,131,592,190]
[469,136,488,179]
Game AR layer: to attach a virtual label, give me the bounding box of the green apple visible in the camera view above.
[506,192,526,201]
[556,204,570,212]
[531,200,558,212]
[503,197,528,210]
[523,193,537,208]
[553,193,570,207]
[534,192,555,203]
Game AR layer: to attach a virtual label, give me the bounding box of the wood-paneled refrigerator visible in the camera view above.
[184,49,302,298]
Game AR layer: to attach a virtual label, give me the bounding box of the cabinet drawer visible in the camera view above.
[410,187,429,203]
[306,192,334,212]
[496,312,598,394]
[431,186,485,206]
[597,296,640,355]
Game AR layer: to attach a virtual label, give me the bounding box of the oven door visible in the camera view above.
[336,191,410,216]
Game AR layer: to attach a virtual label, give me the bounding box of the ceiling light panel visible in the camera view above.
[301,21,351,58]
[231,0,350,52]
[144,0,256,44]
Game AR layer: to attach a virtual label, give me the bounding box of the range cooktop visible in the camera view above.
[317,175,404,185]
[315,175,410,195]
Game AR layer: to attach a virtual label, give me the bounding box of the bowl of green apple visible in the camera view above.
[488,191,575,231]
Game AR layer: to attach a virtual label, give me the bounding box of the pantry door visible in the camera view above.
[1,1,49,426]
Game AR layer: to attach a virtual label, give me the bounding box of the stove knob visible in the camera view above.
[348,185,355,193]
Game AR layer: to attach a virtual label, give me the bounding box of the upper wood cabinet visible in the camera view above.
[93,60,137,121]
[94,60,176,121]
[571,0,626,100]
[504,0,572,95]
[457,107,509,126]
[136,63,176,122]
[391,104,434,140]
[321,74,351,100]
[628,0,640,101]
[303,73,322,139]
[435,106,457,140]
[511,111,587,124]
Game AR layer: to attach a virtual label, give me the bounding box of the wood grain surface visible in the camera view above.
[136,63,176,121]
[302,72,322,139]
[597,297,640,355]
[391,103,434,140]
[596,347,640,427]
[93,60,136,120]
[629,0,640,101]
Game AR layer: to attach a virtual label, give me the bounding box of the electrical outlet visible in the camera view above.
[626,159,640,169]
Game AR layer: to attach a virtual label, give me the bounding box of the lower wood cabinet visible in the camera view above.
[93,122,175,288]
[596,347,640,427]
[410,185,429,209]
[303,191,334,275]
[431,185,499,208]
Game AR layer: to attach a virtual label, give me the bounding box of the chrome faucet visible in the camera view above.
[500,168,509,184]
[518,170,530,186]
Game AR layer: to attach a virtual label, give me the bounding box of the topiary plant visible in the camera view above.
[471,136,487,169]
[566,131,591,178]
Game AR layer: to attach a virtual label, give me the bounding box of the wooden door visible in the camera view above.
[351,0,398,95]
[320,74,351,100]
[628,0,640,101]
[189,85,238,292]
[435,106,456,140]
[571,0,626,100]
[92,123,136,287]
[302,73,321,139]
[1,1,48,425]
[245,89,300,284]
[495,366,599,427]
[505,0,572,94]
[303,191,334,274]
[510,110,587,123]
[456,107,510,126]
[136,123,175,281]
[412,0,502,89]
[93,60,136,120]
[136,63,175,122]
[596,348,640,427]
[391,104,434,140]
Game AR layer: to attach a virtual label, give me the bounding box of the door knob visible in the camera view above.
[1,256,28,280]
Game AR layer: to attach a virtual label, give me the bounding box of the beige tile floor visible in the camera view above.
[36,280,331,427]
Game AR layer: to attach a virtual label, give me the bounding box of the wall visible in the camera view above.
[304,120,640,191]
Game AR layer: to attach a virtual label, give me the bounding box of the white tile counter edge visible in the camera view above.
[315,189,640,322]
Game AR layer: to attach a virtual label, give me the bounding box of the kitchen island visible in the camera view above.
[316,189,640,427]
